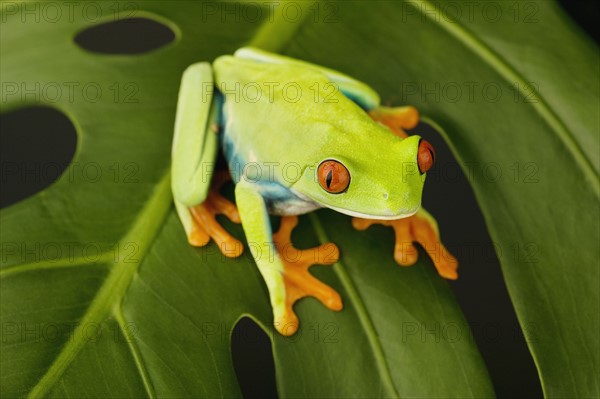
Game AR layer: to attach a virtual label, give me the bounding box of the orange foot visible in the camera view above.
[369,105,419,138]
[187,170,243,258]
[273,216,343,336]
[352,211,458,280]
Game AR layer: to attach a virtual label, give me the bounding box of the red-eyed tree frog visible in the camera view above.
[172,47,458,336]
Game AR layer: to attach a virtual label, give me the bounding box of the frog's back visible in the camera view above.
[213,55,374,169]
[213,55,330,96]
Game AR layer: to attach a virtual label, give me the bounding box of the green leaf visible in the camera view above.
[1,1,597,399]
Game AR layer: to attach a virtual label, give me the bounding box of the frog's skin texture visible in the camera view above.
[172,47,458,336]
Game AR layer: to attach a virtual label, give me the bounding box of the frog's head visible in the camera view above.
[291,133,435,219]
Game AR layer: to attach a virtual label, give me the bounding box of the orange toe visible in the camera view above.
[188,224,210,247]
[187,170,243,257]
[273,216,343,336]
[353,213,459,279]
[368,106,420,138]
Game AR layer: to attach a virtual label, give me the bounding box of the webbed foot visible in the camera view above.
[188,170,243,257]
[369,105,419,138]
[273,216,342,336]
[353,209,458,280]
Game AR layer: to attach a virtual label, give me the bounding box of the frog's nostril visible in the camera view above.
[417,139,435,174]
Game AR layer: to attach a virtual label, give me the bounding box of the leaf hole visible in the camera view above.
[0,106,77,208]
[74,17,175,54]
[231,317,278,399]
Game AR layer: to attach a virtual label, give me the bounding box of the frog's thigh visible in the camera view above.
[172,62,219,207]
[234,47,380,110]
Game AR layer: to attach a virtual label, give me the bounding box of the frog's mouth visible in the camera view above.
[291,187,420,220]
[324,204,420,220]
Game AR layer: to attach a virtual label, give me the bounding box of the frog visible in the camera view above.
[171,47,458,336]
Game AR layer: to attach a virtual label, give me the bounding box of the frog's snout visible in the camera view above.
[417,139,435,174]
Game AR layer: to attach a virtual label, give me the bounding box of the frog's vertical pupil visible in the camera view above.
[317,160,350,194]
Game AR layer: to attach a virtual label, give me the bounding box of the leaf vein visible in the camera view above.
[308,213,399,398]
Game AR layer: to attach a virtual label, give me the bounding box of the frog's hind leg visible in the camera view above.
[172,63,243,257]
[177,170,243,257]
[368,106,420,138]
[172,63,220,206]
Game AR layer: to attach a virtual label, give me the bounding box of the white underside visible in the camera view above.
[324,204,420,220]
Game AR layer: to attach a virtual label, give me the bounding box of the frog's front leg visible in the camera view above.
[353,210,458,279]
[235,181,342,336]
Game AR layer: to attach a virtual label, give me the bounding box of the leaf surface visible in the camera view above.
[1,1,597,398]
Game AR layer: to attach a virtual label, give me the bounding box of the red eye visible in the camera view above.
[417,140,435,174]
[318,160,350,194]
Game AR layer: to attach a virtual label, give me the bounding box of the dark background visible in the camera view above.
[1,1,598,398]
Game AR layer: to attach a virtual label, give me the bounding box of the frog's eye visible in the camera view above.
[417,139,435,174]
[318,160,350,194]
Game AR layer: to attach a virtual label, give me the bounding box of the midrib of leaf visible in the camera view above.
[405,0,600,197]
[308,213,399,398]
[27,172,172,398]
